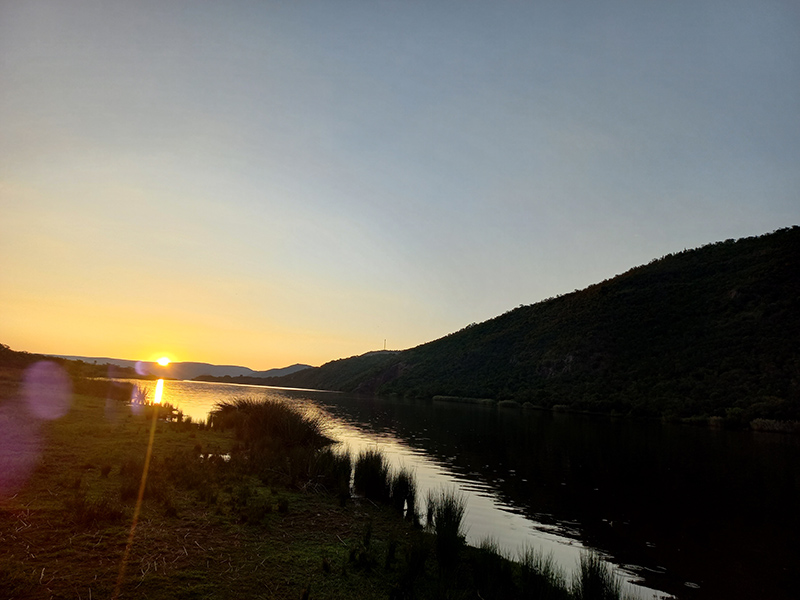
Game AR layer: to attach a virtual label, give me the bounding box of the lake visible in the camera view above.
[123,378,800,600]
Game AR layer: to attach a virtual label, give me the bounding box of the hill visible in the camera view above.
[49,355,311,380]
[269,227,800,423]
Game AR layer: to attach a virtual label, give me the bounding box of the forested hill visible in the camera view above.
[270,227,800,422]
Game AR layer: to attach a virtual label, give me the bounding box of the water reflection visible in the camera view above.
[122,379,800,600]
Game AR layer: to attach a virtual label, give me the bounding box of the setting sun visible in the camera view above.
[156,357,170,366]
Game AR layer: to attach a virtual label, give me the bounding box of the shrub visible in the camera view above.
[353,448,390,502]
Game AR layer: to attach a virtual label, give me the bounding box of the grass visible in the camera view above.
[209,396,331,449]
[390,466,418,522]
[572,551,632,600]
[520,546,570,600]
[209,396,332,486]
[425,487,467,570]
[0,368,643,600]
[309,447,352,503]
[353,448,391,502]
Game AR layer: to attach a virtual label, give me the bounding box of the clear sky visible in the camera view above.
[2,1,798,369]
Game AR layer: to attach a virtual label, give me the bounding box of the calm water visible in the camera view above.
[123,379,800,600]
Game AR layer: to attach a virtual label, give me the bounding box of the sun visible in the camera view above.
[156,356,171,366]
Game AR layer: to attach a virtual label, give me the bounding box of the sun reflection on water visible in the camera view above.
[153,379,164,404]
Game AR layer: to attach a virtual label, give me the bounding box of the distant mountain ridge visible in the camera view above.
[49,356,312,380]
[267,227,800,423]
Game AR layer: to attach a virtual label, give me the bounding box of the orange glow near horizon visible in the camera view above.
[156,356,170,366]
[153,379,164,404]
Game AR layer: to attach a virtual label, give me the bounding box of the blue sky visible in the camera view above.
[1,0,798,368]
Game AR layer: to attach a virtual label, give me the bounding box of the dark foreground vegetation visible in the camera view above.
[0,359,641,599]
[268,227,800,427]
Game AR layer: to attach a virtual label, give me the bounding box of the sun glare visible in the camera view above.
[157,356,170,366]
[153,379,164,404]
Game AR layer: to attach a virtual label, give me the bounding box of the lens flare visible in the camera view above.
[153,379,164,404]
[23,361,72,420]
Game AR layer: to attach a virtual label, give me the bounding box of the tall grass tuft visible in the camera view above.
[426,487,467,570]
[353,448,391,502]
[572,551,627,600]
[389,466,417,522]
[472,537,517,600]
[67,492,125,528]
[520,546,569,600]
[310,447,352,501]
[209,397,331,486]
[210,396,331,450]
[131,384,149,405]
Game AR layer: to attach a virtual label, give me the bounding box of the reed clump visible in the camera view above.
[209,396,331,450]
[354,448,391,502]
[426,487,467,570]
[209,397,332,485]
[472,537,517,599]
[520,547,569,600]
[572,551,628,600]
[389,466,417,522]
[310,447,352,502]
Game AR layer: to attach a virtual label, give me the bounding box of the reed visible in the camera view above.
[425,487,467,570]
[310,447,352,500]
[571,551,626,600]
[472,537,517,599]
[520,546,569,600]
[210,396,331,450]
[389,466,418,522]
[353,448,390,502]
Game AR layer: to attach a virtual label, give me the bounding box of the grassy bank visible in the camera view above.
[0,369,637,599]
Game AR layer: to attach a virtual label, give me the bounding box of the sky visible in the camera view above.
[1,0,798,369]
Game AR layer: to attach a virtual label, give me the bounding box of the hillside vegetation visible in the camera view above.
[271,227,800,424]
